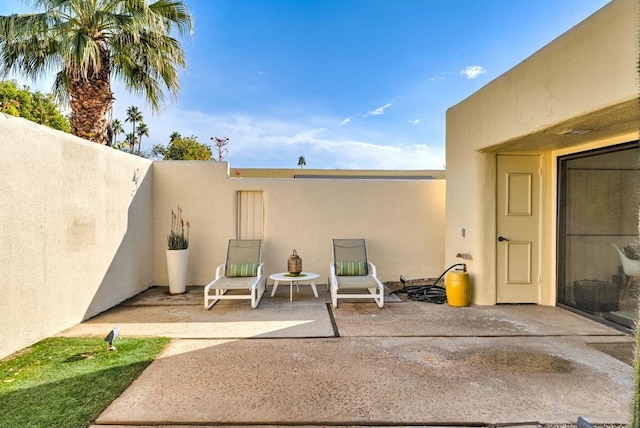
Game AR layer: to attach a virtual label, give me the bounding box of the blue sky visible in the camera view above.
[0,0,610,169]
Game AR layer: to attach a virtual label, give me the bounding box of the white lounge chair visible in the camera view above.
[329,239,384,309]
[613,244,640,285]
[204,239,265,309]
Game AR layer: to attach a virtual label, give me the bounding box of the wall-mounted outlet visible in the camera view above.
[456,253,473,260]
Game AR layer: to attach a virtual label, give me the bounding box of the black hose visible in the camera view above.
[391,263,467,304]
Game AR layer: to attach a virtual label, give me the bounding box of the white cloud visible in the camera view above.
[338,117,351,127]
[268,128,328,145]
[364,102,391,117]
[408,119,421,125]
[429,71,453,81]
[461,65,486,79]
[105,85,445,169]
[323,140,444,170]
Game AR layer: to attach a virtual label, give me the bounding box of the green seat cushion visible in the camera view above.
[228,263,258,277]
[336,261,367,276]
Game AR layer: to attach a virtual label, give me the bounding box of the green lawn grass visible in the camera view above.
[0,336,170,428]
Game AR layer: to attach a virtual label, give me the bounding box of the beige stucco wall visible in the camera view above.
[4,0,630,360]
[152,162,445,286]
[445,0,639,305]
[0,114,445,360]
[0,115,154,360]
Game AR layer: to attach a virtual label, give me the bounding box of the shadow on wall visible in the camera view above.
[0,115,159,360]
[83,168,154,321]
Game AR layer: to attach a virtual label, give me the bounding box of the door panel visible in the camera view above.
[506,241,532,283]
[507,173,532,215]
[237,191,264,239]
[497,155,540,303]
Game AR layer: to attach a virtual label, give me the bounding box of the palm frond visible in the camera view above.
[51,68,70,105]
[149,0,193,36]
[0,11,63,79]
[66,30,104,79]
[111,27,184,111]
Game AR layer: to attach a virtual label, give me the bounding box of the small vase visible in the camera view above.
[166,248,188,294]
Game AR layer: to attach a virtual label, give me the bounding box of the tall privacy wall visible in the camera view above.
[153,162,445,287]
[0,115,154,360]
[0,113,446,360]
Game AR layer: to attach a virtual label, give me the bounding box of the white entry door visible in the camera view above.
[496,155,541,303]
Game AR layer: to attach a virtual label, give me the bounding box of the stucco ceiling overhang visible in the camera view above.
[479,98,639,153]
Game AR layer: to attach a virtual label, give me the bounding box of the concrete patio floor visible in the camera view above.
[63,284,635,427]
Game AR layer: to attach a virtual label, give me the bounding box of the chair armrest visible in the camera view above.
[367,262,384,290]
[215,263,226,279]
[368,262,377,277]
[257,263,265,278]
[329,263,336,276]
[204,263,227,292]
[329,263,337,290]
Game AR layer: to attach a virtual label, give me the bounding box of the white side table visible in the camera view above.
[269,272,320,302]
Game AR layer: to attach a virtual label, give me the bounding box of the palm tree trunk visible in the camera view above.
[131,121,136,151]
[69,48,113,145]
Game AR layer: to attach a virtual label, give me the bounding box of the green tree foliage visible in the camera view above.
[152,135,212,160]
[0,0,193,144]
[0,80,70,132]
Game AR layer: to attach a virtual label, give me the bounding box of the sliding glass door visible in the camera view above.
[557,142,640,330]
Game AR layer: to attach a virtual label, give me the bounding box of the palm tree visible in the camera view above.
[125,106,143,150]
[125,132,137,152]
[136,122,149,154]
[111,119,123,147]
[169,131,182,143]
[0,1,193,145]
[298,156,307,169]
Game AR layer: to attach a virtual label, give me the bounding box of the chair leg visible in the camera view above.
[367,287,384,308]
[252,278,266,309]
[204,287,219,310]
[375,294,384,308]
[205,292,220,310]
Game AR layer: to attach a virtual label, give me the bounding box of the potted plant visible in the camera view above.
[166,205,190,294]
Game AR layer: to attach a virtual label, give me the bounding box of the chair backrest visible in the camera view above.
[225,239,262,276]
[613,244,640,277]
[333,239,369,275]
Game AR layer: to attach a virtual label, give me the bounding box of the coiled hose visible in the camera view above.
[391,263,466,304]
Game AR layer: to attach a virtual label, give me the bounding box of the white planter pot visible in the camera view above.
[166,249,188,294]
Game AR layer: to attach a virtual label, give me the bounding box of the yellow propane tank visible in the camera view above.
[445,270,471,307]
